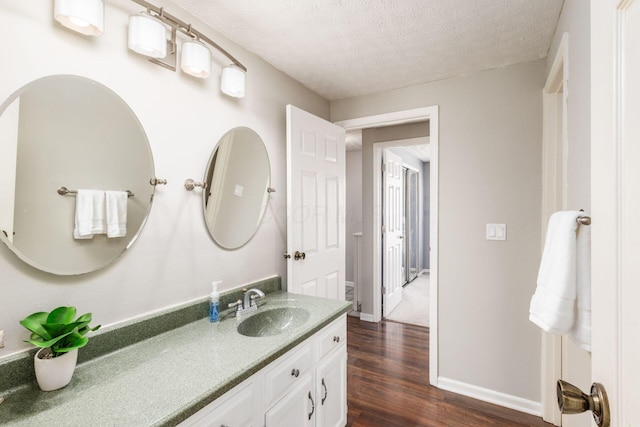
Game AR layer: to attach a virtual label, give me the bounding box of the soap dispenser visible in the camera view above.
[209,281,221,323]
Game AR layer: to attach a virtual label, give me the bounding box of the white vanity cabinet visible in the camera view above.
[180,314,347,427]
[264,315,347,427]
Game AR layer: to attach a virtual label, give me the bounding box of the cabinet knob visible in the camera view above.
[291,368,300,378]
[333,336,340,343]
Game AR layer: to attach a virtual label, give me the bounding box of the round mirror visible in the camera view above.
[0,75,155,275]
[203,127,271,249]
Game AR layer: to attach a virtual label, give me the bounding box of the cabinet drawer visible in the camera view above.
[316,316,346,361]
[264,341,313,409]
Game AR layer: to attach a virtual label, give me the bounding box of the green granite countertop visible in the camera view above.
[0,292,352,426]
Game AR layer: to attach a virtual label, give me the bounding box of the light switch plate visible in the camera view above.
[486,224,507,241]
[0,329,4,348]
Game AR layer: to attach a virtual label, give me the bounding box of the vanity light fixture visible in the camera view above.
[181,39,211,78]
[128,12,168,59]
[53,0,104,36]
[220,64,246,98]
[128,0,247,97]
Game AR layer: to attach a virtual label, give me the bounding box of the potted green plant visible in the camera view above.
[20,306,100,391]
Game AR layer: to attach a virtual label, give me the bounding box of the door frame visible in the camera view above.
[335,105,439,385]
[540,32,569,426]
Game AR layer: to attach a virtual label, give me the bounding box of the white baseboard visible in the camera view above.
[359,312,376,322]
[345,281,354,288]
[437,377,542,417]
[421,269,430,275]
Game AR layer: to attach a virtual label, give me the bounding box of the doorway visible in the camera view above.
[335,105,439,385]
[381,146,430,327]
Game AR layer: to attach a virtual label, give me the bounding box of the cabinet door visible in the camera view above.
[316,346,347,427]
[179,379,259,427]
[265,374,315,427]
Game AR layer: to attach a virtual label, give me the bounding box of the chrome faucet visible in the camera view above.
[229,288,266,316]
[243,288,265,311]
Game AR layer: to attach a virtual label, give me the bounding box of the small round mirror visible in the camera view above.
[203,127,271,249]
[0,75,155,275]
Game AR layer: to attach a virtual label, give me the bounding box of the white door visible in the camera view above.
[382,149,404,317]
[591,1,640,425]
[286,105,346,299]
[541,34,591,427]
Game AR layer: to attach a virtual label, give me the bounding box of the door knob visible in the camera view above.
[294,251,306,260]
[557,380,610,427]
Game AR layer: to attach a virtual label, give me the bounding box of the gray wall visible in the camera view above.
[333,59,544,403]
[345,150,362,283]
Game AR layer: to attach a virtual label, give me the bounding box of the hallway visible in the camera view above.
[346,317,552,426]
[385,272,430,327]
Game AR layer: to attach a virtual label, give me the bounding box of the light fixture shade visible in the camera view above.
[128,13,167,59]
[220,65,246,98]
[181,40,211,78]
[54,0,104,36]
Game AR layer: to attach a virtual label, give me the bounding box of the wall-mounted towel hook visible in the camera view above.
[150,178,167,186]
[184,179,207,191]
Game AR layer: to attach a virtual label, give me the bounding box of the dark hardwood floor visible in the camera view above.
[346,316,553,427]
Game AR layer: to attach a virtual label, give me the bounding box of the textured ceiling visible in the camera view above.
[172,0,563,101]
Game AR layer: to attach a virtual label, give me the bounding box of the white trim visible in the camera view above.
[334,107,435,130]
[421,269,430,274]
[359,312,375,322]
[401,162,420,173]
[335,105,439,386]
[540,32,568,426]
[437,377,542,417]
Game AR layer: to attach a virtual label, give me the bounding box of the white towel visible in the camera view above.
[529,211,591,351]
[571,221,591,351]
[105,191,128,238]
[74,189,106,239]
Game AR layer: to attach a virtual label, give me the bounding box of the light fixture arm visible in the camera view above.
[130,0,247,72]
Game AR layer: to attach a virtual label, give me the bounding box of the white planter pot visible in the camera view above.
[34,348,78,391]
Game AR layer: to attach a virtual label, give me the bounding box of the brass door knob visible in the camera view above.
[557,380,610,427]
[294,251,306,260]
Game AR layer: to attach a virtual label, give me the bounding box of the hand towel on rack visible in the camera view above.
[529,211,589,338]
[73,189,106,239]
[105,190,128,238]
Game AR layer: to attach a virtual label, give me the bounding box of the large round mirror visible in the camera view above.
[0,75,155,275]
[203,127,271,249]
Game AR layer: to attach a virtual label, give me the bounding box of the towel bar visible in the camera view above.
[57,187,134,198]
[577,216,591,225]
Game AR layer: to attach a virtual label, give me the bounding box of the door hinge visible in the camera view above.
[381,162,386,173]
[382,286,386,294]
[381,225,385,234]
